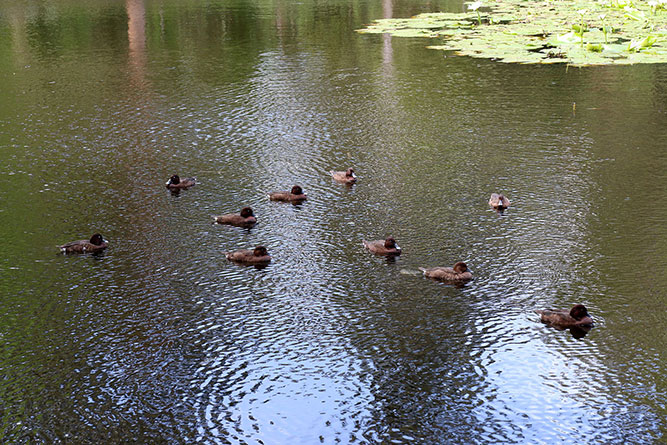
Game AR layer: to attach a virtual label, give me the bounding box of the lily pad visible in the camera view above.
[357,0,667,66]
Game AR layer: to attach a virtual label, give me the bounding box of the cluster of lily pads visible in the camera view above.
[357,0,667,65]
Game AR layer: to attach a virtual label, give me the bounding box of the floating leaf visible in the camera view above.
[628,34,658,51]
[623,6,646,20]
[555,31,581,43]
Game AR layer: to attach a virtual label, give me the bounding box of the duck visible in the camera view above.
[330,168,357,184]
[60,233,108,254]
[268,185,307,203]
[362,237,401,255]
[166,174,196,190]
[419,261,472,283]
[213,207,257,228]
[489,193,510,210]
[535,304,594,329]
[225,246,271,265]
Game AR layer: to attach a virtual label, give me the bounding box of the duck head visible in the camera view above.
[384,237,400,250]
[253,246,268,257]
[346,168,356,178]
[570,304,590,321]
[453,262,469,273]
[89,233,107,245]
[291,185,304,195]
[167,174,181,186]
[240,207,254,218]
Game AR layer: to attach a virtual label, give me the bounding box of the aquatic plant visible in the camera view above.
[357,0,667,66]
[603,0,635,10]
[599,14,612,43]
[468,1,483,26]
[574,9,589,46]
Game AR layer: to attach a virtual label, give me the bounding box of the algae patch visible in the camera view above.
[357,0,667,66]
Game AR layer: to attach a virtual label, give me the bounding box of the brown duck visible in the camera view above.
[330,168,357,184]
[535,304,594,329]
[362,237,401,256]
[60,233,108,254]
[268,185,307,203]
[214,207,257,228]
[166,174,196,190]
[420,261,472,283]
[489,193,510,210]
[225,246,271,265]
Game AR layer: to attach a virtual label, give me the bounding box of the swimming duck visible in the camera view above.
[268,185,307,203]
[214,207,257,228]
[535,304,593,329]
[419,261,472,282]
[330,168,357,184]
[362,237,402,255]
[489,193,510,210]
[60,233,108,254]
[166,174,196,190]
[225,246,271,265]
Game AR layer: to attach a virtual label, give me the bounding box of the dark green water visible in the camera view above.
[0,0,666,443]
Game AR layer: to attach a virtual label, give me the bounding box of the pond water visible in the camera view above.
[0,0,666,443]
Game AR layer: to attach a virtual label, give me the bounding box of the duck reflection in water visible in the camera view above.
[535,304,594,338]
[568,325,592,339]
